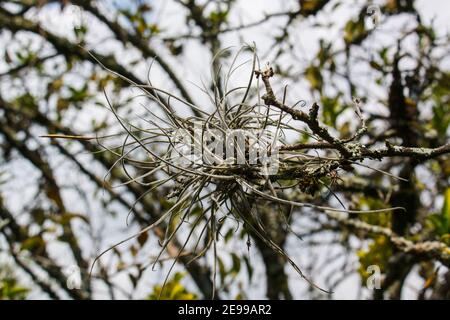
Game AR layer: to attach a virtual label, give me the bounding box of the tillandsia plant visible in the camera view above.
[43,45,450,297]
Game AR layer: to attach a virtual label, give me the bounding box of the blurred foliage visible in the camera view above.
[0,0,449,300]
[147,272,197,300]
[427,188,450,243]
[357,235,393,283]
[0,265,29,300]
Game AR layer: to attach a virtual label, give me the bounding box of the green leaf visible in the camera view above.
[209,11,228,25]
[230,253,241,276]
[51,212,89,225]
[148,272,197,300]
[243,255,253,281]
[426,188,450,236]
[369,60,384,72]
[137,231,148,247]
[320,95,343,126]
[305,65,323,91]
[344,18,366,44]
[21,236,45,253]
[441,188,450,232]
[218,256,226,282]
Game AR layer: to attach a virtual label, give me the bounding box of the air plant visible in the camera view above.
[44,45,406,296]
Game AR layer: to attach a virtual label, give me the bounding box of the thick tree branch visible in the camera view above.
[326,211,450,267]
